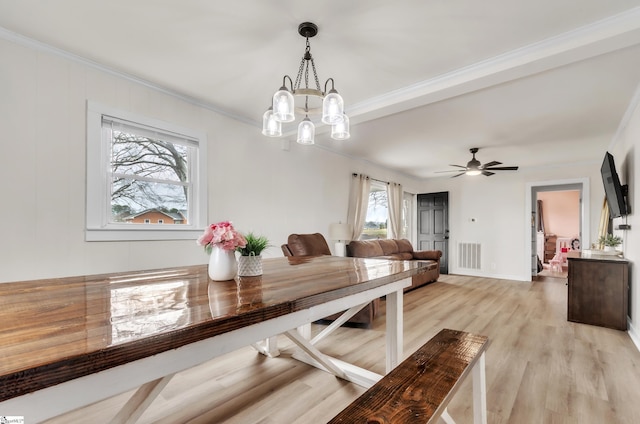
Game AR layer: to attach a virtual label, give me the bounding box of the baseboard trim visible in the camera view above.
[449,269,529,282]
[628,319,640,353]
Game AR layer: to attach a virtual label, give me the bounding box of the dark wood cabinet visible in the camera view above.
[567,252,629,331]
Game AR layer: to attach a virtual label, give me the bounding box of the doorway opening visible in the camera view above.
[526,179,590,280]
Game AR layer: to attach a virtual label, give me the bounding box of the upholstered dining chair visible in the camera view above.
[281,233,332,257]
[281,232,378,326]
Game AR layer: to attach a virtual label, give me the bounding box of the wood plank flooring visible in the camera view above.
[43,274,640,423]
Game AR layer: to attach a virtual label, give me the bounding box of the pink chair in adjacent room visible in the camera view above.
[549,254,563,273]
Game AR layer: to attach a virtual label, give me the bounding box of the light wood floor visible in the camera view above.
[44,274,640,423]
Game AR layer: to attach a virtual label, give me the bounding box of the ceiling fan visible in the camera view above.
[437,147,519,177]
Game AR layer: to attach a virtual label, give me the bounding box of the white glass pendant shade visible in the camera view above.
[322,90,344,124]
[297,117,315,145]
[331,115,350,140]
[273,88,295,122]
[261,108,282,137]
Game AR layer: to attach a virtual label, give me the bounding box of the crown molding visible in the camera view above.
[2,6,640,138]
[348,6,640,125]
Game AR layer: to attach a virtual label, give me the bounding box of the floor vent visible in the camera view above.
[458,243,481,270]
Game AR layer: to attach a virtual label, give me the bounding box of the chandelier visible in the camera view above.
[262,22,350,144]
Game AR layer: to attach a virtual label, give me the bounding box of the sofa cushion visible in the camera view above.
[347,240,384,258]
[395,239,414,253]
[378,239,399,255]
[413,250,443,261]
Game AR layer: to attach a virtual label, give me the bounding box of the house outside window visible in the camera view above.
[86,102,207,241]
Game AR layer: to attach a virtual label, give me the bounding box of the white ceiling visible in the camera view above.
[2,0,640,179]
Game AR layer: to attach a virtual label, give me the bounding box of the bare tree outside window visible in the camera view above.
[110,130,191,224]
[86,102,207,241]
[362,183,388,239]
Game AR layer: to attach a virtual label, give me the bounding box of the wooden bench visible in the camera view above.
[328,328,489,424]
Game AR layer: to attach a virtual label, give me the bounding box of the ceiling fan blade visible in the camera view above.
[435,169,467,173]
[451,172,466,178]
[482,170,495,176]
[484,166,519,171]
[482,161,502,168]
[448,164,467,169]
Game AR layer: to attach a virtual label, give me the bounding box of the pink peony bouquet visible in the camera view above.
[197,221,247,254]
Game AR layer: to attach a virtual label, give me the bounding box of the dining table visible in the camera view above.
[0,255,429,423]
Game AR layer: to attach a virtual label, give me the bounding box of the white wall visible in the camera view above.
[0,32,624,293]
[609,87,639,348]
[537,190,581,239]
[0,37,421,283]
[420,164,603,281]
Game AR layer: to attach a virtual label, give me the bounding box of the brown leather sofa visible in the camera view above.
[281,233,379,326]
[346,239,442,291]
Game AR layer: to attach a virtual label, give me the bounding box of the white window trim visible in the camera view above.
[86,101,208,241]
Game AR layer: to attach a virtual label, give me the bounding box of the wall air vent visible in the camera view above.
[458,243,481,270]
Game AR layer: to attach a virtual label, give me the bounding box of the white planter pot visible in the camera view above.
[238,255,263,276]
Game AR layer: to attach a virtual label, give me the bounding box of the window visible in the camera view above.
[401,192,413,239]
[361,181,388,240]
[86,101,207,241]
[360,182,413,241]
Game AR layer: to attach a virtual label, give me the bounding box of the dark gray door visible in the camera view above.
[417,192,449,274]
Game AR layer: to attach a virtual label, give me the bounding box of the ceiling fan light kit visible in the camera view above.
[437,147,519,177]
[262,22,350,144]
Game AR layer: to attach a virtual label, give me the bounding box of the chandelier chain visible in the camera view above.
[310,56,321,92]
[294,55,306,91]
[292,37,322,93]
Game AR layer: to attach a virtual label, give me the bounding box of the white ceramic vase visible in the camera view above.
[604,245,616,252]
[238,255,263,277]
[208,245,238,281]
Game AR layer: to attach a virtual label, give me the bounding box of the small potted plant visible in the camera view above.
[237,232,270,276]
[598,234,622,252]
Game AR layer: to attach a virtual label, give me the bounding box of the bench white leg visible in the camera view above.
[386,286,404,373]
[472,352,487,424]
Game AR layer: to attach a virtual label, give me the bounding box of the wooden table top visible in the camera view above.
[0,255,426,401]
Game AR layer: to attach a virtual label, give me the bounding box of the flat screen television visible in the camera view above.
[600,152,628,218]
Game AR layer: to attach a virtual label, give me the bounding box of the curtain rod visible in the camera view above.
[352,173,394,185]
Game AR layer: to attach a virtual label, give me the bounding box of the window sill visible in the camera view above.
[86,228,203,242]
